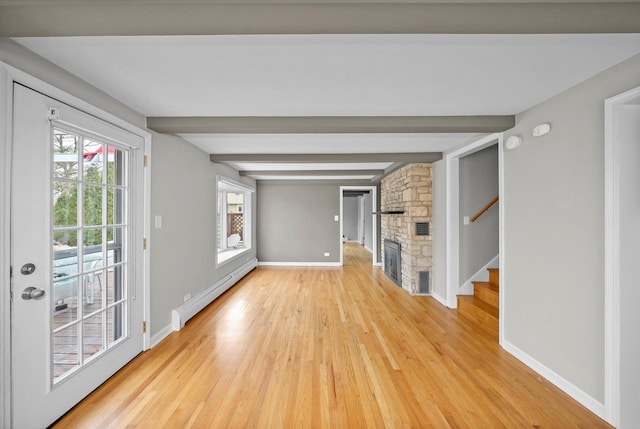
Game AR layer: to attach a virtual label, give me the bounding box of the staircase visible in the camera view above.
[457,268,499,334]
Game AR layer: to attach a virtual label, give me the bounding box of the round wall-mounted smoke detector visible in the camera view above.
[505,135,522,150]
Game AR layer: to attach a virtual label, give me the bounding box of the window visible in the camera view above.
[217,177,253,265]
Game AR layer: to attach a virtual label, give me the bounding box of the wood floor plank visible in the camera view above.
[52,266,611,428]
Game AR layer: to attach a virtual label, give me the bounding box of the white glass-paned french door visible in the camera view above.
[11,84,145,428]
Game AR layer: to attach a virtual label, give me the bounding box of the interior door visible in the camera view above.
[11,84,145,428]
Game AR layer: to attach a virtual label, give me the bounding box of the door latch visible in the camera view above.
[21,287,45,300]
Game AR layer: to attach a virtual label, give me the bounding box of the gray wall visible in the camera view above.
[342,196,359,241]
[503,53,640,403]
[363,192,373,251]
[150,133,256,335]
[431,159,446,301]
[257,181,369,263]
[459,145,499,284]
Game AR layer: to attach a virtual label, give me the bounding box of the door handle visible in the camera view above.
[21,287,45,301]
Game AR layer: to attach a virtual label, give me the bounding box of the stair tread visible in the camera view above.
[458,295,499,320]
[473,281,499,292]
[487,268,499,272]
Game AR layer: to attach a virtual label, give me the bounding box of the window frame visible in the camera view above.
[216,176,254,266]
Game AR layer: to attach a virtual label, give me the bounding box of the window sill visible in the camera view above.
[217,247,250,266]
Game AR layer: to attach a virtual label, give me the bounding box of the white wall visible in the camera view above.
[150,132,256,336]
[503,53,640,407]
[342,195,359,241]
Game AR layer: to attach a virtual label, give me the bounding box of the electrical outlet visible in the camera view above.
[184,293,191,303]
[463,216,470,225]
[155,215,162,229]
[334,215,339,222]
[324,252,330,257]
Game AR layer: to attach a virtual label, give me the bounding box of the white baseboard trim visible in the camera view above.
[502,340,606,420]
[374,262,383,267]
[258,261,342,267]
[459,254,499,295]
[171,258,258,331]
[150,324,173,348]
[364,245,373,253]
[431,291,449,307]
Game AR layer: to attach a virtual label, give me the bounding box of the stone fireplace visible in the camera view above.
[380,163,432,295]
[383,239,402,287]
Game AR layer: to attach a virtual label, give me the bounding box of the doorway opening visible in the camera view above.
[340,186,378,266]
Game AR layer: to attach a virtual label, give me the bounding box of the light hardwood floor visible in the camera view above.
[53,266,611,428]
[343,242,373,266]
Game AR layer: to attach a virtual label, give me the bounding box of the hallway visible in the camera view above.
[342,242,373,267]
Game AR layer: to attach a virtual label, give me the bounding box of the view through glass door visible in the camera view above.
[11,84,145,428]
[51,125,128,381]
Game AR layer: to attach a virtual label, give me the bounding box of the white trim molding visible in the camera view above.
[172,258,258,331]
[143,135,152,351]
[458,254,499,295]
[258,261,342,267]
[430,291,448,307]
[339,185,378,266]
[150,324,174,349]
[603,84,640,427]
[503,340,606,421]
[498,132,506,347]
[0,61,13,429]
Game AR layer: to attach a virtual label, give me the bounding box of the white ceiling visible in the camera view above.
[13,33,640,180]
[15,34,640,117]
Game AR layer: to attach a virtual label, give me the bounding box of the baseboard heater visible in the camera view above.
[171,258,258,331]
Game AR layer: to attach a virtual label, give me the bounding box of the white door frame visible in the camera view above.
[357,195,364,245]
[0,61,12,429]
[604,85,640,427]
[443,133,502,312]
[0,62,151,428]
[339,186,378,266]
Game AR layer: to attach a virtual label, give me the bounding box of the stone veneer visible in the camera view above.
[380,163,432,295]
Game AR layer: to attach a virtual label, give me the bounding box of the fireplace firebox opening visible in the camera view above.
[384,239,402,287]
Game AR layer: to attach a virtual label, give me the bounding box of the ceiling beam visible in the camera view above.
[239,169,385,177]
[211,153,442,163]
[1,3,639,37]
[148,116,514,134]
